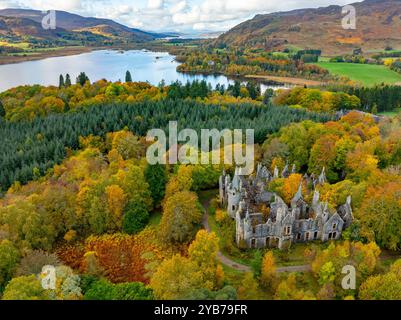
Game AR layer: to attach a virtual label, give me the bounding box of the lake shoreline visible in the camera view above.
[0,42,184,66]
[0,46,100,65]
[0,45,299,88]
[0,48,291,93]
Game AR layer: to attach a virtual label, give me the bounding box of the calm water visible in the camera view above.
[0,49,288,93]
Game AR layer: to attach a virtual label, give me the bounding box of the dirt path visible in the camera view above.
[202,210,252,272]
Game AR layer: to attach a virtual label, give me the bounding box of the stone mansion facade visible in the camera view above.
[219,164,353,250]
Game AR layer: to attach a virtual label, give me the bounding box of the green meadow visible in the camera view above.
[378,108,401,118]
[316,61,401,86]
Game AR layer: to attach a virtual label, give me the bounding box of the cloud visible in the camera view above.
[0,0,364,32]
[169,0,186,14]
[147,0,164,10]
[25,0,82,11]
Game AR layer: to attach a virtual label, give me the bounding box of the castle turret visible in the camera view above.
[312,190,320,207]
[291,181,303,209]
[322,202,329,224]
[273,166,279,179]
[227,167,242,218]
[317,167,327,185]
[219,170,227,205]
[338,195,353,228]
[281,163,290,178]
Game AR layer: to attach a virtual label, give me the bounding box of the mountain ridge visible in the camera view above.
[214,0,401,55]
[0,8,168,44]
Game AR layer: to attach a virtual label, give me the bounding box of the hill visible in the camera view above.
[214,0,401,55]
[0,8,166,45]
[0,15,69,39]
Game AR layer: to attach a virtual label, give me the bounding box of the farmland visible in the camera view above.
[316,61,401,86]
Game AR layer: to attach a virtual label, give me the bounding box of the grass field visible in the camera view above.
[316,62,401,86]
[378,108,401,117]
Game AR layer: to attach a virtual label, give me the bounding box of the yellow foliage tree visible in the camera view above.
[188,230,221,290]
[261,251,276,287]
[150,254,203,300]
[105,185,127,228]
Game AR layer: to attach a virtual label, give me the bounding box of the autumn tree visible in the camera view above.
[16,250,60,276]
[82,251,104,277]
[184,286,237,300]
[261,137,289,167]
[308,134,339,182]
[0,240,20,290]
[277,121,325,170]
[164,165,193,199]
[160,191,202,243]
[105,184,127,229]
[278,174,305,203]
[237,273,260,300]
[274,273,315,300]
[117,164,153,211]
[359,260,401,300]
[2,275,49,300]
[188,230,222,290]
[150,254,203,300]
[311,241,380,297]
[87,195,111,235]
[357,182,401,250]
[111,131,144,160]
[83,230,166,284]
[261,251,276,288]
[0,200,57,250]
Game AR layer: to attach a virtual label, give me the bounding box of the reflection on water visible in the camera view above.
[0,49,290,93]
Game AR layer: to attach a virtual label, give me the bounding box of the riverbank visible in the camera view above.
[245,75,325,87]
[0,41,187,66]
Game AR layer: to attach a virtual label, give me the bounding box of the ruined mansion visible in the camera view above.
[219,164,353,250]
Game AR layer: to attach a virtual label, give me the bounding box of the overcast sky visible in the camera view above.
[0,0,362,32]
